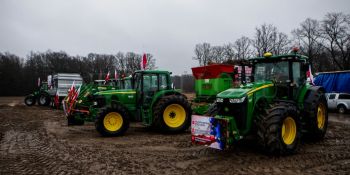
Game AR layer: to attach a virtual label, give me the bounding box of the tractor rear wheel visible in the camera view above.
[24,95,36,106]
[303,90,328,140]
[153,95,192,133]
[95,106,129,136]
[256,102,301,155]
[38,93,50,106]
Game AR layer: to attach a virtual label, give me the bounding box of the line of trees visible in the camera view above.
[0,51,156,96]
[193,12,350,72]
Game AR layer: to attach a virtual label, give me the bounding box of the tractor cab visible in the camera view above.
[132,70,172,122]
[250,52,309,100]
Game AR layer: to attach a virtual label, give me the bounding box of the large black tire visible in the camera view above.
[38,93,50,106]
[303,90,328,140]
[256,102,301,155]
[24,95,36,106]
[153,95,192,133]
[95,106,129,136]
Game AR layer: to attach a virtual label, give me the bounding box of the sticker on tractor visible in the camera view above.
[191,115,228,150]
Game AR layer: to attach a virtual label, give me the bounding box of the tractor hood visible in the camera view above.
[94,89,136,96]
[217,81,273,99]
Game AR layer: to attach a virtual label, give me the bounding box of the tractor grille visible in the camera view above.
[216,98,248,130]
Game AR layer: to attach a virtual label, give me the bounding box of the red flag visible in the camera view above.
[114,69,118,80]
[67,81,76,102]
[37,77,41,87]
[104,71,110,84]
[142,53,147,70]
[54,91,60,109]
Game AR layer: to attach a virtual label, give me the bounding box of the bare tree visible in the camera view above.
[210,46,225,64]
[321,12,350,70]
[234,36,253,59]
[222,43,235,61]
[193,43,211,66]
[292,18,323,67]
[252,24,290,56]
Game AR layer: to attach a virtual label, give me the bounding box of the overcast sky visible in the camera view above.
[1,0,349,75]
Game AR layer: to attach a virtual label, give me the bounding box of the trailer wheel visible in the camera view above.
[38,93,50,106]
[153,95,192,133]
[95,106,129,136]
[256,102,301,155]
[24,95,36,106]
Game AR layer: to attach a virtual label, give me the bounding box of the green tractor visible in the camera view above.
[92,70,192,136]
[64,78,132,125]
[191,52,328,155]
[24,81,51,106]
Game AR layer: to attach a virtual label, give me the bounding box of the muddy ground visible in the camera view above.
[0,97,350,175]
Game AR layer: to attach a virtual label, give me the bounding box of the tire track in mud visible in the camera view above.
[1,102,350,175]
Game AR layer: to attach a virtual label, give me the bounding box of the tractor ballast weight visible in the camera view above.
[92,70,192,136]
[191,52,328,155]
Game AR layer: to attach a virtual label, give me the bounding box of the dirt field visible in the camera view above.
[1,97,350,175]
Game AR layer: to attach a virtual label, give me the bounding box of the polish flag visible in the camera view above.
[54,91,60,109]
[104,71,110,84]
[114,69,118,80]
[306,65,314,85]
[67,81,76,102]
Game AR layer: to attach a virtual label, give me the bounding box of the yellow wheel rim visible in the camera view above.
[317,103,326,129]
[103,112,123,132]
[281,117,297,145]
[163,104,186,128]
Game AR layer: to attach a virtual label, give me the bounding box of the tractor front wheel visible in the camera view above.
[24,95,36,106]
[303,90,328,140]
[153,95,192,133]
[256,102,301,155]
[95,106,129,136]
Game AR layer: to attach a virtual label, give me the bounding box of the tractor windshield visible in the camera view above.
[254,61,289,83]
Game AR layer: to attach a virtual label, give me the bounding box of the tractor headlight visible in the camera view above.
[93,101,98,106]
[229,96,246,103]
[216,98,224,103]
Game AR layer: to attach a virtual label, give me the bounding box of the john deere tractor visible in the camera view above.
[93,70,192,136]
[191,52,328,155]
[24,82,51,106]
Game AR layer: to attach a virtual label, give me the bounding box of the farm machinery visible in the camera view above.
[191,52,328,155]
[24,81,51,106]
[92,70,192,136]
[63,78,132,125]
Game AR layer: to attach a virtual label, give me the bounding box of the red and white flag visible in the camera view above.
[306,65,314,85]
[104,71,110,84]
[114,69,118,80]
[37,77,41,87]
[67,81,76,102]
[54,91,60,109]
[141,53,147,70]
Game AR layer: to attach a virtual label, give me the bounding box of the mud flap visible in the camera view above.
[191,115,229,150]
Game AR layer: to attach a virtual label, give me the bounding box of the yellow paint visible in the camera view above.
[317,103,326,129]
[103,112,123,132]
[163,104,186,128]
[247,84,274,96]
[281,117,296,145]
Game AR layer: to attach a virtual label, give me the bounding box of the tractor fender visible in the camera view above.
[150,90,186,111]
[304,86,326,102]
[109,98,132,117]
